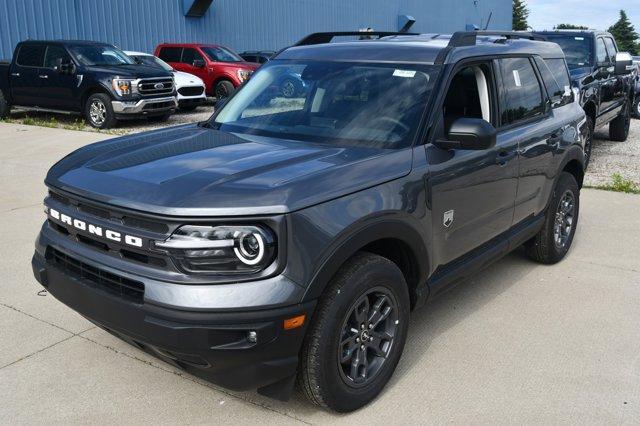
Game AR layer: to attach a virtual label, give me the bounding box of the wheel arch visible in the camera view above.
[81,85,112,110]
[582,100,597,126]
[303,220,430,310]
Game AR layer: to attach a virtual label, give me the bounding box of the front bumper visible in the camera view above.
[31,227,315,394]
[111,96,177,115]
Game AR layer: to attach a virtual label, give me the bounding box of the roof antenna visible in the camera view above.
[484,12,493,30]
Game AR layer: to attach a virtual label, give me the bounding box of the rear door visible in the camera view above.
[603,37,627,114]
[11,43,46,106]
[38,44,78,110]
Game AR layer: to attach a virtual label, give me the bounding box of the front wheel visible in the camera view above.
[214,80,235,99]
[609,101,631,141]
[85,93,116,129]
[298,252,410,412]
[525,172,580,264]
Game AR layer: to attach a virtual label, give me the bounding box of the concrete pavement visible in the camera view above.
[0,123,639,424]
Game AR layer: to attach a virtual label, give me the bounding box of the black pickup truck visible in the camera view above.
[535,30,635,166]
[0,40,177,128]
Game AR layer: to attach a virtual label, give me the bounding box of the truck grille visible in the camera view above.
[49,248,145,303]
[138,78,174,96]
[178,86,205,96]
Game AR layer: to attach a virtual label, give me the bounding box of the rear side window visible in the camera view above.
[498,57,545,126]
[181,48,204,65]
[16,44,46,67]
[158,47,182,63]
[535,57,573,108]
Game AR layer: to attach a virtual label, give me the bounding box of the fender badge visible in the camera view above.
[443,210,454,228]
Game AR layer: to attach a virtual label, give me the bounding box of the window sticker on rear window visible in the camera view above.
[393,69,416,78]
[512,70,522,87]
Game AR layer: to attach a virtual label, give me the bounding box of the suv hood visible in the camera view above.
[83,64,172,79]
[46,124,412,216]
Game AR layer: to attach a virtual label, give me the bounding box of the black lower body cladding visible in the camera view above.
[31,249,315,395]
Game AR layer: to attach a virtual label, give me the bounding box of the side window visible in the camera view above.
[604,38,618,61]
[158,47,182,63]
[596,38,608,64]
[43,45,71,69]
[16,44,46,67]
[498,57,544,126]
[534,57,573,108]
[181,48,204,65]
[442,62,494,132]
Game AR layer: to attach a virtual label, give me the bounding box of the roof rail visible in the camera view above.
[447,31,546,47]
[293,31,418,47]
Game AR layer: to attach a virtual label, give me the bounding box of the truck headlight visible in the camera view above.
[154,225,276,274]
[237,69,253,83]
[112,78,134,96]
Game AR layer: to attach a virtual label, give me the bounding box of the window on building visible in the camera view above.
[44,45,71,69]
[181,48,204,65]
[499,57,544,125]
[158,47,182,63]
[16,44,46,67]
[534,57,573,108]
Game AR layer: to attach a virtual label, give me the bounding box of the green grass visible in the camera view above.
[591,173,640,194]
[1,114,128,135]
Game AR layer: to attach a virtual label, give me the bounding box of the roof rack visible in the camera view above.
[447,31,546,47]
[293,31,419,47]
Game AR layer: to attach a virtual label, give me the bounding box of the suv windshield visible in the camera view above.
[201,46,244,62]
[543,35,593,69]
[212,61,438,149]
[130,54,173,72]
[69,44,135,66]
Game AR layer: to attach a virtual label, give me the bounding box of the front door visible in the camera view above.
[38,45,78,110]
[428,61,519,271]
[179,48,208,82]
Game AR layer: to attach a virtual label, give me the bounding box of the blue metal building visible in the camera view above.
[0,0,512,59]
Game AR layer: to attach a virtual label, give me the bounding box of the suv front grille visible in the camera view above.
[49,248,145,303]
[138,78,174,96]
[178,86,205,96]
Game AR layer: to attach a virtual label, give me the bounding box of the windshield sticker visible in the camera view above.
[574,37,585,41]
[393,69,416,78]
[512,70,522,87]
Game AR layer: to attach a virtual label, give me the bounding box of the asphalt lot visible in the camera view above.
[0,122,639,424]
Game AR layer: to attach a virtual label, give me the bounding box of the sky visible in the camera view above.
[527,0,640,32]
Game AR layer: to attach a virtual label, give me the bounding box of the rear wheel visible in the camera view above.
[298,252,410,412]
[525,172,580,264]
[0,90,10,119]
[85,93,116,129]
[609,100,631,141]
[214,80,235,99]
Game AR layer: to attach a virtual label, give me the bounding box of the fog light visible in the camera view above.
[247,330,257,343]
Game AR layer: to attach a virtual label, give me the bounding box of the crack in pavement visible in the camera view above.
[0,334,75,370]
[78,333,312,425]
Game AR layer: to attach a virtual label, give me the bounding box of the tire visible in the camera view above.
[85,93,117,129]
[583,116,594,170]
[609,100,631,141]
[633,98,640,119]
[279,78,298,98]
[525,172,580,264]
[0,89,10,119]
[214,80,235,99]
[298,252,410,412]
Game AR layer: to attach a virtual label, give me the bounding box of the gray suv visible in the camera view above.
[32,31,588,412]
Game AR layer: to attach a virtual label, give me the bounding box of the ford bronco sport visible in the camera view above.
[32,31,588,412]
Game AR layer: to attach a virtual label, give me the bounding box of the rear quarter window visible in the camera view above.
[158,47,182,63]
[16,44,46,67]
[535,57,573,108]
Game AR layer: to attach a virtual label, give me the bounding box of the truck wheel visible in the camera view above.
[298,252,410,412]
[584,116,594,170]
[609,101,631,141]
[0,90,10,119]
[85,93,117,129]
[525,172,580,264]
[214,80,235,99]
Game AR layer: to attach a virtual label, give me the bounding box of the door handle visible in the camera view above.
[39,74,49,79]
[496,150,517,165]
[11,72,20,77]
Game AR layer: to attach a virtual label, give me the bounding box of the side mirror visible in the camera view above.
[193,59,205,68]
[435,118,497,150]
[615,52,633,75]
[57,59,75,75]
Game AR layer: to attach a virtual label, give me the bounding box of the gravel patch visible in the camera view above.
[586,119,640,187]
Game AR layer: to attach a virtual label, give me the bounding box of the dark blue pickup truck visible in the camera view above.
[0,40,177,128]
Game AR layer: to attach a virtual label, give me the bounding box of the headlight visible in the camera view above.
[155,225,276,274]
[112,78,134,96]
[237,69,253,83]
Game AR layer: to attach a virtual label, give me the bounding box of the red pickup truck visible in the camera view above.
[155,43,258,98]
